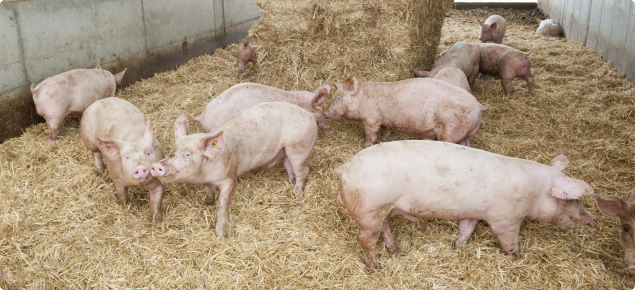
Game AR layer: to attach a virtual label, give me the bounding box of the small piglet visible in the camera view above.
[237,36,258,79]
[472,43,534,94]
[194,83,331,132]
[432,67,471,92]
[31,63,126,144]
[414,42,480,86]
[478,15,506,43]
[151,102,318,237]
[324,75,489,148]
[595,193,635,274]
[536,15,562,37]
[333,141,595,270]
[81,97,165,224]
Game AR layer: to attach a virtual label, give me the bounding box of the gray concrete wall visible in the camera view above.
[0,0,261,143]
[537,0,635,84]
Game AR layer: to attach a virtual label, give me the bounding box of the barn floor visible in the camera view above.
[2,7,635,289]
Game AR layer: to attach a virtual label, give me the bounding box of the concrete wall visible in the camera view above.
[0,0,261,143]
[537,0,635,83]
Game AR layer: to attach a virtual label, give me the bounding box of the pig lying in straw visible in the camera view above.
[193,83,331,132]
[595,193,635,274]
[151,102,318,237]
[472,43,534,94]
[31,61,126,145]
[81,97,165,224]
[478,15,507,44]
[414,42,480,86]
[332,141,595,270]
[324,75,489,148]
[536,15,561,37]
[237,36,258,79]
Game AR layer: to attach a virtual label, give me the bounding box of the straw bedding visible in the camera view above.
[1,6,635,289]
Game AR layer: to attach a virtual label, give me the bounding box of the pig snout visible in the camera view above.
[133,165,150,182]
[151,163,166,177]
[629,267,635,275]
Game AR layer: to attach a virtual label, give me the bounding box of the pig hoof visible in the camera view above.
[452,239,468,248]
[387,245,401,254]
[203,198,215,206]
[46,139,55,145]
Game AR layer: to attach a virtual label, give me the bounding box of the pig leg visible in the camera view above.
[113,182,129,205]
[287,154,309,196]
[454,219,478,247]
[380,216,401,254]
[215,182,236,238]
[92,151,105,174]
[204,185,217,205]
[45,118,63,145]
[283,157,295,184]
[357,216,385,270]
[362,117,382,148]
[468,65,479,86]
[145,181,164,224]
[500,77,515,94]
[238,62,246,80]
[490,220,522,258]
[376,126,386,142]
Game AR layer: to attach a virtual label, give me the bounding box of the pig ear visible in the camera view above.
[343,75,360,95]
[550,176,594,200]
[477,17,484,27]
[93,60,101,69]
[414,69,430,77]
[201,132,224,160]
[548,154,569,171]
[114,68,127,84]
[490,22,498,30]
[546,15,550,19]
[536,18,542,24]
[312,84,330,106]
[174,114,189,141]
[98,138,127,160]
[30,83,37,95]
[595,194,627,217]
[142,116,155,145]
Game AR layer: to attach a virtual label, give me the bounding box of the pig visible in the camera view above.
[536,15,562,37]
[237,36,258,79]
[413,42,480,86]
[431,67,471,92]
[80,97,165,224]
[193,83,331,132]
[151,102,318,237]
[31,64,127,145]
[471,43,534,94]
[595,193,635,274]
[332,140,595,270]
[324,75,489,148]
[478,15,507,44]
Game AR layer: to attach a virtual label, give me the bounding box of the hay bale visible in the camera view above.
[250,0,454,89]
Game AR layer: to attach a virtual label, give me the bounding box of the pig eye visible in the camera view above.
[623,225,631,234]
[147,152,151,156]
[337,97,341,100]
[184,153,191,158]
[125,156,129,160]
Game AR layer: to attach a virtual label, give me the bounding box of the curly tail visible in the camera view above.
[480,101,490,112]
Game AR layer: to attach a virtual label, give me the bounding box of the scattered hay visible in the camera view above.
[1,7,635,289]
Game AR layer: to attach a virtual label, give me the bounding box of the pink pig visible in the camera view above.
[478,15,507,44]
[80,97,165,224]
[151,102,318,237]
[324,75,489,148]
[472,43,534,94]
[237,36,258,79]
[332,141,595,270]
[31,63,126,144]
[414,42,480,86]
[431,67,471,92]
[536,15,562,37]
[193,83,331,132]
[595,193,635,274]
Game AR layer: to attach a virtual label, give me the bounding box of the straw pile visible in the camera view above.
[1,6,635,289]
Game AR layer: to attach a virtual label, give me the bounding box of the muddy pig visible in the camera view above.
[237,36,258,79]
[471,43,534,94]
[31,63,126,144]
[595,193,635,274]
[414,42,480,86]
[432,67,471,92]
[324,75,489,148]
[536,15,561,37]
[81,97,165,224]
[332,141,595,270]
[478,15,507,43]
[151,102,318,237]
[194,83,331,132]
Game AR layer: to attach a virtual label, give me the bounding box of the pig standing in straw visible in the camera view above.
[237,36,258,79]
[478,15,507,43]
[151,102,318,237]
[471,43,534,94]
[81,97,165,224]
[332,141,595,270]
[414,42,480,87]
[31,61,126,144]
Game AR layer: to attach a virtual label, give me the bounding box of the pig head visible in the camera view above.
[596,193,635,274]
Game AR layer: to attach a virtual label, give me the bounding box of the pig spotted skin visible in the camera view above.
[194,83,330,132]
[596,193,635,275]
[324,75,488,148]
[334,141,595,270]
[237,36,258,79]
[471,43,534,94]
[432,67,471,92]
[31,67,126,145]
[536,16,562,37]
[152,102,318,238]
[80,97,165,224]
[414,42,480,86]
[478,15,507,44]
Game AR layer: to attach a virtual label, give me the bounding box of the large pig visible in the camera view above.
[193,83,331,132]
[414,42,480,86]
[472,43,534,94]
[595,193,635,274]
[536,15,562,37]
[237,36,258,79]
[151,102,318,237]
[31,65,127,144]
[332,141,595,270]
[80,97,165,224]
[431,67,471,92]
[324,75,489,148]
[478,15,507,44]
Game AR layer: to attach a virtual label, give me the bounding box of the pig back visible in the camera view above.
[432,43,478,77]
[82,97,146,144]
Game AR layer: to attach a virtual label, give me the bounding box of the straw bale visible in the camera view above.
[1,7,635,289]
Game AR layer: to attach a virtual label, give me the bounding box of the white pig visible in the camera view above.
[536,15,562,37]
[478,15,507,44]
